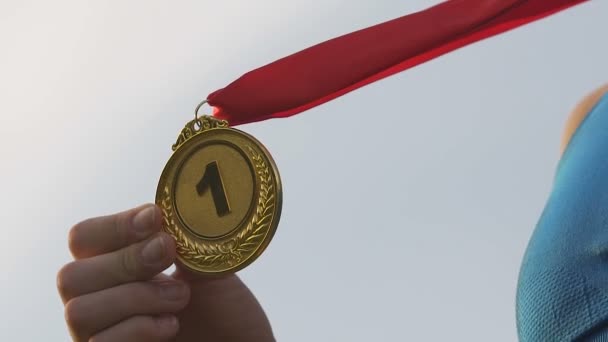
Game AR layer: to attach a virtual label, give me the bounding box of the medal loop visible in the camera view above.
[194,99,209,129]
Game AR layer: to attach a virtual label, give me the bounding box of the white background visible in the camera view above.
[1,1,607,341]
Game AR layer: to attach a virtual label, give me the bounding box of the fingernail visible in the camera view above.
[141,236,165,264]
[159,282,187,300]
[132,206,156,236]
[156,315,178,330]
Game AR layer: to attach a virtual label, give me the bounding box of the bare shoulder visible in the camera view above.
[561,84,608,154]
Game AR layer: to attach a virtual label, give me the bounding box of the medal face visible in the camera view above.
[156,116,282,274]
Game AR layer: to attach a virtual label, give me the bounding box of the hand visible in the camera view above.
[57,205,275,342]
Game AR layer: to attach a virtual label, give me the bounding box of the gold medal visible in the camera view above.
[156,104,282,275]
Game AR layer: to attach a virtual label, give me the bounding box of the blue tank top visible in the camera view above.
[518,93,608,341]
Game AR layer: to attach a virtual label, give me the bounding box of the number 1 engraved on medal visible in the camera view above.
[196,161,231,217]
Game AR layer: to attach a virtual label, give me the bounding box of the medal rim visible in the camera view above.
[156,125,282,275]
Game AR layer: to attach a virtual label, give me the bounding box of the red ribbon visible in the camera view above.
[207,0,589,126]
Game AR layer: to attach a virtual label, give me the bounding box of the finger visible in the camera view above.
[69,204,162,259]
[560,83,608,155]
[64,280,189,339]
[89,315,179,342]
[57,232,176,301]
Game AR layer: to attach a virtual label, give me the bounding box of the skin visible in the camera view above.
[560,84,608,154]
[57,84,608,341]
[57,205,274,342]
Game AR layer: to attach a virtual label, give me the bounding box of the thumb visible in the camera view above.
[517,85,608,342]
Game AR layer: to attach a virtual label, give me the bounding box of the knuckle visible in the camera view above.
[120,246,140,279]
[68,221,87,256]
[64,297,85,329]
[134,316,166,338]
[113,211,131,245]
[56,262,77,298]
[89,335,103,342]
[113,282,145,308]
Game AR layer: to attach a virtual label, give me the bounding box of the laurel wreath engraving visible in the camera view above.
[160,146,275,269]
